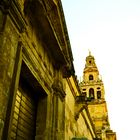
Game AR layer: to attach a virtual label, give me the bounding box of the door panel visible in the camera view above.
[10,82,37,140]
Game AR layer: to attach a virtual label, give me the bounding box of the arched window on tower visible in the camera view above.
[89,75,94,81]
[89,88,94,99]
[97,91,101,99]
[89,60,91,64]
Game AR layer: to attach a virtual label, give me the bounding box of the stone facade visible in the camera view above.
[0,0,98,140]
[65,76,96,140]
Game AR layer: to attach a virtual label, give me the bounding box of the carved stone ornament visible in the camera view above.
[52,77,66,101]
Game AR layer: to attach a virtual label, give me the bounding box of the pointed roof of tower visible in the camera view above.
[89,50,92,56]
[87,50,95,60]
[84,51,97,69]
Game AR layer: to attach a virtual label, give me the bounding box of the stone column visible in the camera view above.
[51,75,65,140]
[0,8,21,138]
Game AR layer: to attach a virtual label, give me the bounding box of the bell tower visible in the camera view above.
[79,51,116,139]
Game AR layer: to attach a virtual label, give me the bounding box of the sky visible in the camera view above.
[62,0,140,140]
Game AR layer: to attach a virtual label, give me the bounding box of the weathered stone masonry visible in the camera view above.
[0,0,74,139]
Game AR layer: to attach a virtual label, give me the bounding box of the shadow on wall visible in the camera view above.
[71,137,88,140]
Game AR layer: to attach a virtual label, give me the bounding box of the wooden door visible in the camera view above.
[10,81,38,140]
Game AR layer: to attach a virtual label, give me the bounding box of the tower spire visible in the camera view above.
[88,49,91,56]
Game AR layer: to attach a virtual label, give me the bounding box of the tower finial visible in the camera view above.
[88,49,91,56]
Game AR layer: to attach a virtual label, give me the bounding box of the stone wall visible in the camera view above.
[0,0,73,139]
[0,11,19,138]
[65,76,96,140]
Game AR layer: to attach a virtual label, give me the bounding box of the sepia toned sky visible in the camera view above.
[62,0,140,140]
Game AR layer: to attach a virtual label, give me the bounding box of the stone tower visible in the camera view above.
[79,51,116,140]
